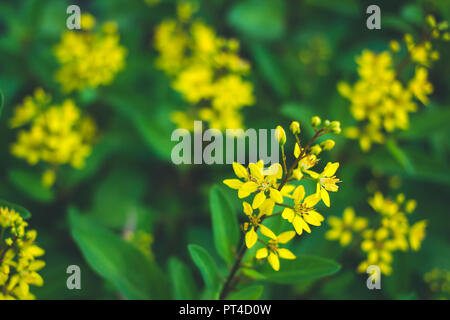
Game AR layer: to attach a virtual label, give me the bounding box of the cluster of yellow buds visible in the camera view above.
[338,15,448,151]
[54,13,127,92]
[223,117,342,271]
[327,191,426,277]
[154,1,254,131]
[424,268,450,299]
[0,206,45,300]
[10,88,97,187]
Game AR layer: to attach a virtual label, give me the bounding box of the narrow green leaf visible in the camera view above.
[228,285,263,300]
[168,257,197,300]
[228,0,285,41]
[260,255,341,284]
[0,199,31,219]
[8,169,54,203]
[386,139,415,174]
[69,208,169,299]
[210,185,239,266]
[188,244,221,294]
[0,88,4,119]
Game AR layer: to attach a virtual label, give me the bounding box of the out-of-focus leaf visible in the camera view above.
[228,0,285,41]
[188,244,221,294]
[0,199,31,219]
[386,139,415,174]
[210,185,239,266]
[69,208,169,299]
[280,102,316,137]
[168,257,197,299]
[250,45,289,97]
[0,88,4,118]
[399,107,450,140]
[8,169,54,203]
[228,285,263,300]
[260,255,341,284]
[304,0,359,17]
[401,4,423,26]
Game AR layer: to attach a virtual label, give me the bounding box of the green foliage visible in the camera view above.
[210,185,239,266]
[8,169,55,203]
[228,285,264,300]
[69,208,169,299]
[0,199,31,219]
[188,244,222,296]
[168,257,198,299]
[244,255,341,284]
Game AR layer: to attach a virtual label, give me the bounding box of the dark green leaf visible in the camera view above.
[260,255,341,284]
[69,208,169,299]
[386,139,415,174]
[210,185,239,266]
[168,257,197,300]
[188,244,221,294]
[228,0,285,41]
[0,199,31,219]
[228,285,263,300]
[8,169,54,203]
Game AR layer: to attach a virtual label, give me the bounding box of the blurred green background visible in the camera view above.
[0,0,449,299]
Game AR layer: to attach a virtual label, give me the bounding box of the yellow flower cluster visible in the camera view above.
[10,88,97,187]
[223,117,342,271]
[154,2,254,130]
[338,15,449,151]
[424,268,450,299]
[327,191,426,277]
[0,206,45,300]
[54,13,126,92]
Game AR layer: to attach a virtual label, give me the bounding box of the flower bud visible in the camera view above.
[275,125,286,146]
[310,144,322,155]
[323,119,330,127]
[292,169,303,180]
[290,121,301,134]
[329,121,341,134]
[311,116,321,127]
[321,139,335,151]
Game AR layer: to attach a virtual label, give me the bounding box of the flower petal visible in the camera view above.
[233,162,248,179]
[277,231,296,244]
[281,208,294,222]
[256,248,268,259]
[252,191,266,209]
[268,252,280,271]
[243,201,253,216]
[293,185,305,203]
[320,188,330,207]
[238,181,258,198]
[259,224,277,240]
[245,227,258,248]
[223,179,244,190]
[277,248,296,260]
[270,188,283,204]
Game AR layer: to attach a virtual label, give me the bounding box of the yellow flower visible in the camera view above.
[255,231,296,271]
[154,7,254,131]
[10,91,97,187]
[275,126,286,146]
[0,206,45,300]
[54,14,126,92]
[281,185,323,235]
[358,228,396,275]
[409,220,427,251]
[242,202,276,249]
[289,121,300,134]
[223,162,283,209]
[308,162,341,207]
[326,207,368,246]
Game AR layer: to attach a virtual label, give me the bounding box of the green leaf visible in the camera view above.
[0,88,4,119]
[228,0,285,41]
[399,107,450,140]
[228,285,263,300]
[250,45,289,98]
[168,257,197,300]
[386,139,415,174]
[188,244,221,294]
[210,185,239,266]
[260,255,341,284]
[69,208,169,299]
[0,199,31,219]
[8,169,54,203]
